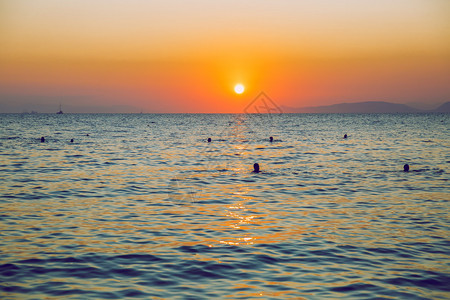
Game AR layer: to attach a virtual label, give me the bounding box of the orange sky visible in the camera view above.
[0,0,449,112]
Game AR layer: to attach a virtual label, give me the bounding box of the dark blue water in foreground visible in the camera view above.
[0,113,449,299]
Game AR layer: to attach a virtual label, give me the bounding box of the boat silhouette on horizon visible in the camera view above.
[57,104,64,114]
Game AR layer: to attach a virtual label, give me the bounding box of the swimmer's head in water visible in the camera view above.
[41,136,45,143]
[207,138,211,142]
[70,139,74,143]
[344,134,347,139]
[269,136,273,142]
[403,164,410,172]
[253,163,260,173]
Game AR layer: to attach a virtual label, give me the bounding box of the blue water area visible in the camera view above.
[0,113,449,299]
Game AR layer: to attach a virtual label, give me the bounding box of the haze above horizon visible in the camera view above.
[1,0,449,113]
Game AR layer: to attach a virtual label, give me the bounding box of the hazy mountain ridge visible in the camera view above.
[434,101,450,113]
[282,101,450,113]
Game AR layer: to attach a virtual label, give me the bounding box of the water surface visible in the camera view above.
[0,113,449,299]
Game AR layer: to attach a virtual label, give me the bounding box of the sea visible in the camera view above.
[0,113,449,299]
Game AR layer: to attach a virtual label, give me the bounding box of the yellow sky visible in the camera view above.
[1,0,449,112]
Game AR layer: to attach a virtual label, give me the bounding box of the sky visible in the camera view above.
[0,0,449,113]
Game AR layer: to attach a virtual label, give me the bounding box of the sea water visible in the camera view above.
[0,113,449,299]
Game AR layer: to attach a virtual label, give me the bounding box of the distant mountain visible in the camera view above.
[432,101,450,113]
[283,101,426,113]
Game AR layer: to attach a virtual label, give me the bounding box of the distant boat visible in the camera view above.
[57,104,64,114]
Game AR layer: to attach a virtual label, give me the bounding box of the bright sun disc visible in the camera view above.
[234,84,245,94]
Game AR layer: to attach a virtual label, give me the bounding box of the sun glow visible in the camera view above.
[234,84,245,94]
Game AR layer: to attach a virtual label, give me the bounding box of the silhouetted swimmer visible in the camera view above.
[403,164,410,172]
[343,134,347,139]
[40,136,45,143]
[269,136,273,142]
[70,139,74,143]
[253,163,260,173]
[207,138,211,143]
[86,134,89,136]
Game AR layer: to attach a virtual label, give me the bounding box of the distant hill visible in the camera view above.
[432,101,450,113]
[282,101,433,113]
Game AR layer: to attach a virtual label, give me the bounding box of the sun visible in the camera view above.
[234,83,245,94]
